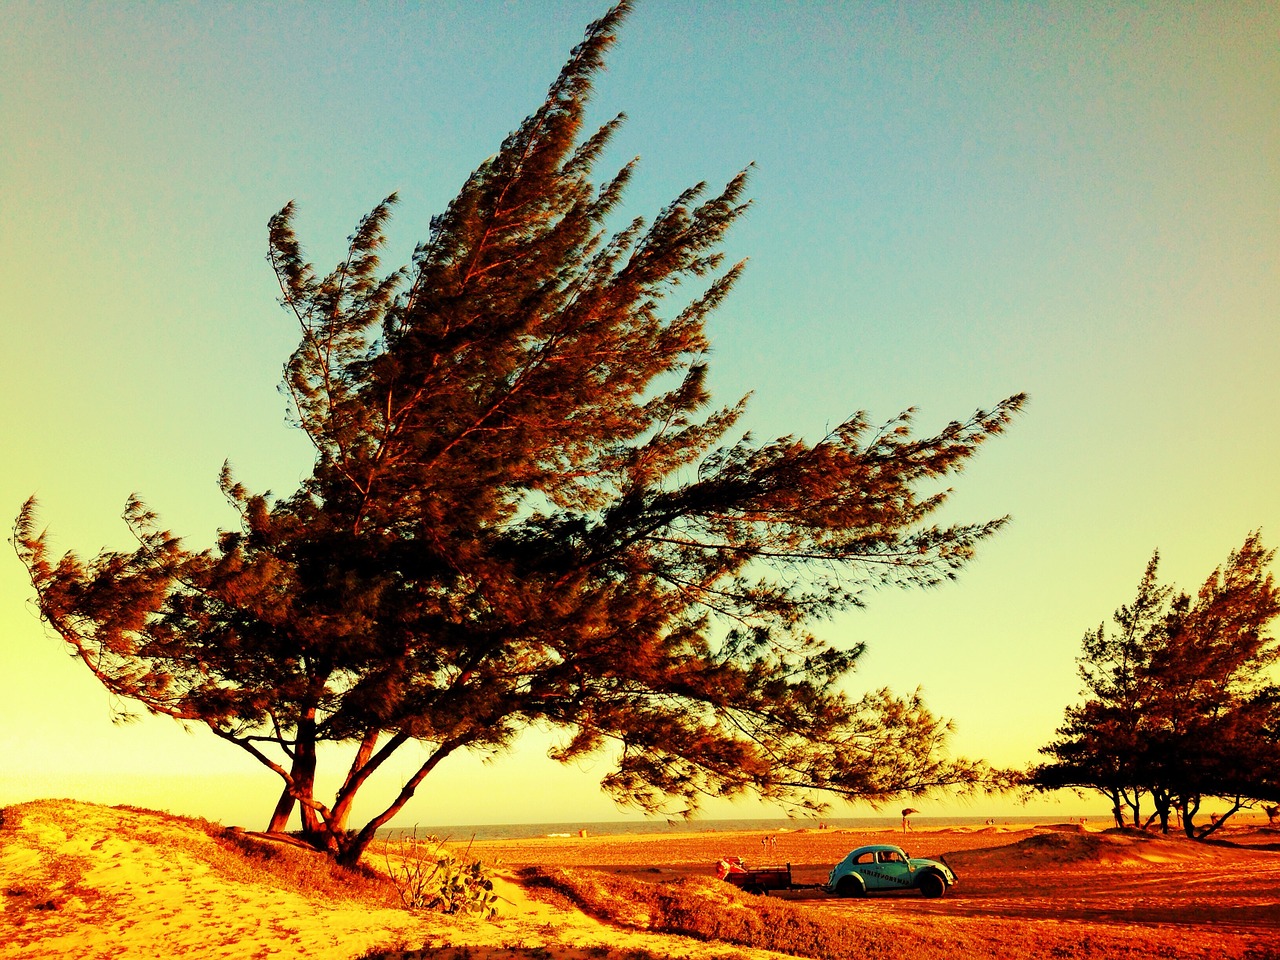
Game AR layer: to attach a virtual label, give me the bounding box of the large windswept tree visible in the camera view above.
[15,2,1025,866]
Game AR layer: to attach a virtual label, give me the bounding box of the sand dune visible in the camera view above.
[0,800,425,960]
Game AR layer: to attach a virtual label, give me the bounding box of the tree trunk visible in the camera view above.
[1108,790,1124,829]
[1193,797,1244,840]
[286,710,323,843]
[328,730,409,836]
[267,783,296,833]
[254,705,325,838]
[1181,795,1201,838]
[334,736,469,868]
[1121,787,1142,828]
[1151,787,1171,834]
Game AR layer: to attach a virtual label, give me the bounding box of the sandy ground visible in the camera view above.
[471,819,1280,955]
[3,800,1279,959]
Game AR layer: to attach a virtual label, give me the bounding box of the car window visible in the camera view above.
[878,851,904,863]
[855,852,876,864]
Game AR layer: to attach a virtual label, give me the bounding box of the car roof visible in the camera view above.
[846,844,906,856]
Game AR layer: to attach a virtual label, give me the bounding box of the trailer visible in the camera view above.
[716,856,830,896]
[716,857,793,894]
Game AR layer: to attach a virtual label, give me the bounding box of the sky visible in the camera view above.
[2,0,1277,831]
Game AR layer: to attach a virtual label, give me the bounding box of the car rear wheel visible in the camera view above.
[835,875,864,898]
[918,872,946,899]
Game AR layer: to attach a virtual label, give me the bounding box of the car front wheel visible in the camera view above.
[918,872,946,899]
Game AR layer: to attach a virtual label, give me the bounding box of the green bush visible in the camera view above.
[381,831,498,918]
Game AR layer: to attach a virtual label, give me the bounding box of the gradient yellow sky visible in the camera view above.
[2,1,1277,829]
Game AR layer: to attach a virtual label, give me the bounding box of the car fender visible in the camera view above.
[832,870,868,897]
[914,867,947,887]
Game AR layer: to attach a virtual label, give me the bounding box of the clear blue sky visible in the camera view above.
[2,0,1276,828]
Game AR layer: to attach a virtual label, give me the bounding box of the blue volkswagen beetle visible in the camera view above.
[828,844,957,898]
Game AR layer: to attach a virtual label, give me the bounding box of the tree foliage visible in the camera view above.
[1032,533,1280,837]
[14,2,1024,865]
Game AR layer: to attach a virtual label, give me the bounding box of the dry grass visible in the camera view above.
[90,802,401,907]
[213,828,400,906]
[524,866,894,959]
[354,946,709,960]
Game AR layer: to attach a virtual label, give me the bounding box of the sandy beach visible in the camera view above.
[3,799,1278,959]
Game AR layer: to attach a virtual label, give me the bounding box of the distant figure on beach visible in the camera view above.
[901,808,917,832]
[1265,805,1279,827]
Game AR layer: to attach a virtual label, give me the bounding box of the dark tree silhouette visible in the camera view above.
[1032,533,1280,837]
[15,2,1024,866]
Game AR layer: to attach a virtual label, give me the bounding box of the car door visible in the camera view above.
[850,850,885,890]
[871,849,914,890]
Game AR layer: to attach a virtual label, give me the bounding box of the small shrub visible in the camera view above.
[382,830,498,918]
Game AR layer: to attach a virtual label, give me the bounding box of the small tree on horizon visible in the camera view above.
[1034,555,1171,829]
[14,2,1025,867]
[1032,533,1280,838]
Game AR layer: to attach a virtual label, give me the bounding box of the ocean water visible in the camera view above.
[380,814,1101,843]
